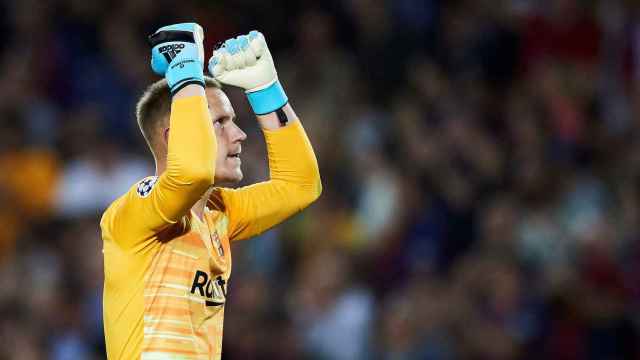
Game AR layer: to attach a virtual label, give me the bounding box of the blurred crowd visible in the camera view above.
[0,0,639,358]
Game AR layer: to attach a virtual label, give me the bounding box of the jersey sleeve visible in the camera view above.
[103,95,217,248]
[211,120,321,242]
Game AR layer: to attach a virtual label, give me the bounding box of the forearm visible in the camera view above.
[173,83,205,99]
[166,85,216,187]
[154,85,216,223]
[256,103,297,130]
[262,116,321,202]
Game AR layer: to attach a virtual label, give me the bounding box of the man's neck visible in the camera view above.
[192,188,214,221]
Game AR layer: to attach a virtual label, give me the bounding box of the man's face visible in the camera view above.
[206,87,247,184]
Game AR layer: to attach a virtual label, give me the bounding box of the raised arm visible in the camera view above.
[207,31,321,241]
[137,86,216,227]
[212,104,320,241]
[104,23,216,246]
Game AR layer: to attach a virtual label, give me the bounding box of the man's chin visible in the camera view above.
[214,170,243,185]
[231,170,243,183]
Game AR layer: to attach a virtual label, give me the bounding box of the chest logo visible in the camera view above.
[190,270,227,306]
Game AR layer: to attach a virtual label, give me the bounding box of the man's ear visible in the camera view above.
[163,127,170,144]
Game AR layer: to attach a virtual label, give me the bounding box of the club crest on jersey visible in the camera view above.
[137,176,158,198]
[190,270,227,306]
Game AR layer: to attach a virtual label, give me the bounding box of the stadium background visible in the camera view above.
[0,0,639,358]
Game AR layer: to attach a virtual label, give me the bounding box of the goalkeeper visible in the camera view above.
[100,23,321,359]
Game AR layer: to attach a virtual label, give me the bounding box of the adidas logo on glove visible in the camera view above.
[159,43,185,62]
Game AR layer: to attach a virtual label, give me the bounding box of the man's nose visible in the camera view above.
[231,123,247,142]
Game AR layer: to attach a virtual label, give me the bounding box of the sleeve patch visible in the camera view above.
[137,176,158,198]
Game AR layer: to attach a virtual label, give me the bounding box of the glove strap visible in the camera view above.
[148,30,195,47]
[246,80,288,115]
[166,59,205,95]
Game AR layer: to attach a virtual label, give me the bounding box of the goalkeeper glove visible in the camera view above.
[149,23,205,95]
[208,31,288,115]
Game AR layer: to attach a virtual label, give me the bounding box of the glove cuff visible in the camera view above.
[166,59,205,95]
[246,80,288,115]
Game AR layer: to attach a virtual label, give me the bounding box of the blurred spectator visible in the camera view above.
[54,107,151,217]
[290,250,373,360]
[0,112,59,260]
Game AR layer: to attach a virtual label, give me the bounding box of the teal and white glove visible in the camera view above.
[208,31,288,115]
[149,23,205,95]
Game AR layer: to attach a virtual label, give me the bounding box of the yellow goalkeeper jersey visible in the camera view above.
[101,95,320,360]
